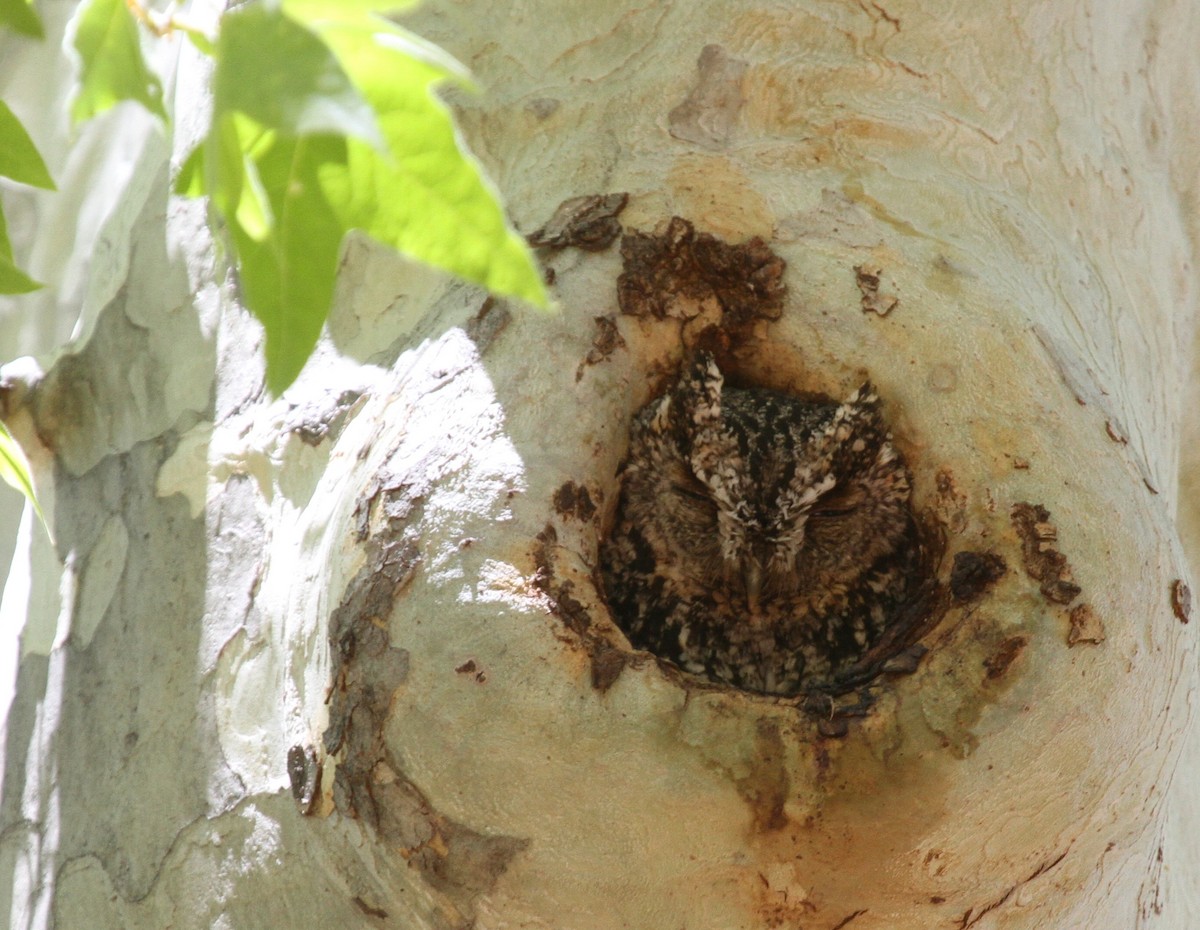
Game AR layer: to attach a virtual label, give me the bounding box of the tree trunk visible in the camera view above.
[3,1,1199,928]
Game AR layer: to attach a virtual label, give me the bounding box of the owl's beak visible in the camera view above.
[744,562,763,614]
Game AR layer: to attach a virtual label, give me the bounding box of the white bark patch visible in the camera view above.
[72,515,128,649]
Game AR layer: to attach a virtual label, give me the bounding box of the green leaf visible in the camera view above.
[180,23,215,57]
[214,3,382,147]
[0,0,43,38]
[0,206,40,293]
[281,0,419,30]
[0,251,40,294]
[187,113,349,393]
[0,103,48,293]
[175,143,205,198]
[315,23,545,307]
[236,131,348,394]
[0,251,41,294]
[182,3,546,393]
[0,101,55,189]
[0,421,45,527]
[70,0,166,122]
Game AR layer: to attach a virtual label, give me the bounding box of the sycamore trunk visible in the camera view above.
[2,1,1199,928]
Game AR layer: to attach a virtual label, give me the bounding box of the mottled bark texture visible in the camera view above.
[2,1,1199,928]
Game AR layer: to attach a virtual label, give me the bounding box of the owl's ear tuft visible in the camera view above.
[845,381,881,408]
[819,382,889,463]
[836,382,886,433]
[672,352,743,498]
[672,351,725,433]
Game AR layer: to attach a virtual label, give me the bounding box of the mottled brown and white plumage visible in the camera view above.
[601,353,918,695]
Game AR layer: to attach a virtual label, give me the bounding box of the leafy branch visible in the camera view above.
[0,0,547,514]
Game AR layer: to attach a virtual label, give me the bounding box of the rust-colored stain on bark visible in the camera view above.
[983,635,1027,680]
[532,524,631,692]
[734,720,790,833]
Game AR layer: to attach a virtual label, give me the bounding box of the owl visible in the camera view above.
[601,352,919,695]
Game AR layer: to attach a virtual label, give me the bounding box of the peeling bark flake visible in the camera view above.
[285,389,364,446]
[667,44,747,150]
[1067,603,1105,645]
[1171,580,1191,624]
[455,658,487,683]
[575,315,626,380]
[1010,502,1081,605]
[854,263,899,316]
[527,192,628,251]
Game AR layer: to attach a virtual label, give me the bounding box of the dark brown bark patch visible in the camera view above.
[532,524,631,691]
[553,481,598,522]
[533,525,592,637]
[589,642,630,692]
[325,478,529,918]
[1010,502,1081,605]
[323,536,417,759]
[617,216,786,324]
[949,550,1007,602]
[287,744,321,815]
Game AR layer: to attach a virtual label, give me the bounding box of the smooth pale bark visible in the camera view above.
[2,1,1199,929]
